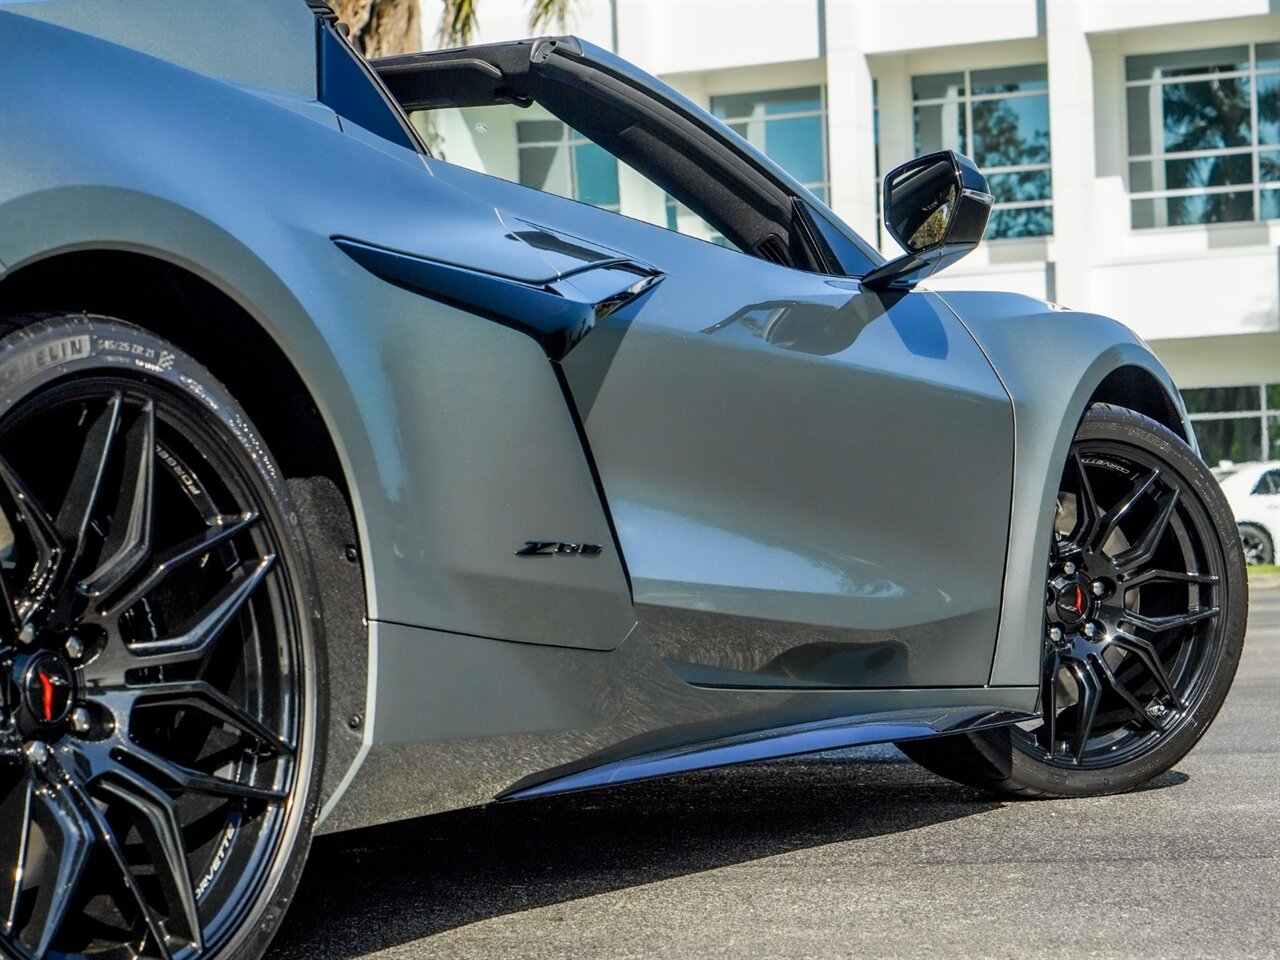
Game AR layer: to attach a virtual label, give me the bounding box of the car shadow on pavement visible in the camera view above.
[265,750,1189,960]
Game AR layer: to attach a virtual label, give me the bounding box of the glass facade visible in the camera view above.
[911,64,1053,239]
[515,118,621,211]
[1126,42,1280,228]
[711,86,829,201]
[1181,383,1280,465]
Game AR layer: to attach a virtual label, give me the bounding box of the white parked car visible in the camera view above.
[1216,461,1280,565]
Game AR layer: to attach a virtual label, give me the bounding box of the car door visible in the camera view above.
[375,39,1015,688]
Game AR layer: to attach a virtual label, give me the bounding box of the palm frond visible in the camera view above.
[438,0,479,48]
[529,0,573,35]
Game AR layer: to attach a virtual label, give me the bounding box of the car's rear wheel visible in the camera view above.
[0,315,323,958]
[1237,522,1274,566]
[898,404,1246,797]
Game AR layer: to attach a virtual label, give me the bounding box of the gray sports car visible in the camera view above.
[0,2,1248,958]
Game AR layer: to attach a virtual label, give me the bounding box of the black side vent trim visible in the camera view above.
[333,238,663,361]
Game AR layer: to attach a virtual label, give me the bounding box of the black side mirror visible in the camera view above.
[863,150,993,292]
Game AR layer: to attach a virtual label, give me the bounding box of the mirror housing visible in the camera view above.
[863,150,993,292]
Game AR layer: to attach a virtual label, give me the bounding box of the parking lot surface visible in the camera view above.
[269,579,1279,960]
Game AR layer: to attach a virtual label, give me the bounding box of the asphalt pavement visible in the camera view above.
[268,578,1280,960]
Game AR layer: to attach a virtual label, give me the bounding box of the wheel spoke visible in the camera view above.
[0,771,34,935]
[99,511,260,618]
[116,742,285,804]
[84,556,276,688]
[1113,487,1179,572]
[1111,632,1181,707]
[22,779,94,957]
[1067,658,1102,764]
[124,555,275,669]
[1094,653,1161,730]
[129,679,294,754]
[1121,568,1219,589]
[62,773,174,960]
[78,401,156,602]
[1044,650,1061,760]
[95,766,202,949]
[55,393,123,569]
[1123,606,1220,633]
[1092,469,1159,553]
[0,453,63,623]
[1069,452,1102,548]
[0,563,17,635]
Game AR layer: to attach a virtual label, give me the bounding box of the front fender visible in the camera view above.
[934,290,1192,687]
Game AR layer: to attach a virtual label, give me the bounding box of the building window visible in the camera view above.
[1181,383,1280,466]
[516,117,620,211]
[711,86,829,202]
[1126,42,1280,229]
[911,64,1052,240]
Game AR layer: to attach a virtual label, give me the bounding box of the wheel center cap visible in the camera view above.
[19,650,75,729]
[1053,580,1091,625]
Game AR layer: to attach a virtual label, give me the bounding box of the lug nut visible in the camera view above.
[23,741,49,765]
[70,707,91,734]
[1048,626,1064,643]
[1063,561,1077,575]
[64,634,84,659]
[1083,621,1100,639]
[17,622,36,646]
[1092,581,1106,597]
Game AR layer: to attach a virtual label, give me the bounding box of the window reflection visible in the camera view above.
[1125,42,1279,228]
[516,118,621,211]
[711,86,829,199]
[912,64,1052,240]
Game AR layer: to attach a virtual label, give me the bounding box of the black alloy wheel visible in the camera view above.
[0,316,323,959]
[897,404,1246,797]
[1014,434,1227,766]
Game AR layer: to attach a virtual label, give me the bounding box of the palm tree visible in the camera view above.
[329,0,575,58]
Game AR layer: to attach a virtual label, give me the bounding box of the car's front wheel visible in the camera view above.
[898,404,1246,797]
[0,315,324,958]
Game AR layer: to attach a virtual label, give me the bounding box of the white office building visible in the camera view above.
[418,0,1280,465]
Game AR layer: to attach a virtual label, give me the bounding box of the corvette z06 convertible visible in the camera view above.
[0,2,1248,958]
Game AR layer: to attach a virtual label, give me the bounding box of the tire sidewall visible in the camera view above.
[0,315,326,958]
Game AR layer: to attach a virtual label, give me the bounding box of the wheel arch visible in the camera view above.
[0,246,371,814]
[1085,364,1191,445]
[0,248,352,498]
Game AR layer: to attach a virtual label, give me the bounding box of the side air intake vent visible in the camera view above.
[754,235,790,267]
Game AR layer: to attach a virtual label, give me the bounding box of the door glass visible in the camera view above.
[410,104,736,249]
